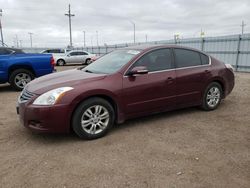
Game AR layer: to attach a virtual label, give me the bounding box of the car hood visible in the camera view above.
[26,69,106,94]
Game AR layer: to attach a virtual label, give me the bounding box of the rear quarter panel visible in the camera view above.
[207,57,234,98]
[0,55,9,82]
[8,54,54,77]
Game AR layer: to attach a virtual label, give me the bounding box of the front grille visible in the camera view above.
[19,89,35,103]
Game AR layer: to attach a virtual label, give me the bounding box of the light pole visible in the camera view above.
[91,36,93,48]
[83,31,86,47]
[65,4,75,47]
[28,32,33,48]
[241,21,246,35]
[130,21,136,43]
[0,9,4,46]
[96,31,99,46]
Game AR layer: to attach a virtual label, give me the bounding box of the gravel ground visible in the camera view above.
[0,66,249,188]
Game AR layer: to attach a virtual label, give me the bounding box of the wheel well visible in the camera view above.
[212,80,225,97]
[8,65,35,79]
[85,58,91,63]
[70,95,118,131]
[57,59,65,64]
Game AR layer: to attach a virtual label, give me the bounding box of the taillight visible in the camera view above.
[50,56,55,68]
[225,64,234,72]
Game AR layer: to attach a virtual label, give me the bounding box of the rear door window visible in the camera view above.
[200,53,209,65]
[78,52,88,55]
[174,49,202,68]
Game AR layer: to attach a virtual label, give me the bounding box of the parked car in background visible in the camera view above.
[40,48,71,57]
[0,47,55,90]
[17,45,235,140]
[41,48,66,54]
[54,50,96,66]
[89,55,101,64]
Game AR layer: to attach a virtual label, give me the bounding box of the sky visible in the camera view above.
[0,0,250,48]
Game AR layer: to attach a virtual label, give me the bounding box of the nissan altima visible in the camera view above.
[17,45,235,139]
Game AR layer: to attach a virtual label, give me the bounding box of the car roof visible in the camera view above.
[69,50,88,53]
[123,44,207,55]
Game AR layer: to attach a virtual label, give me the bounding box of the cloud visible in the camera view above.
[0,0,249,47]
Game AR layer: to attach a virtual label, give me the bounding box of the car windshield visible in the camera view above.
[83,49,141,74]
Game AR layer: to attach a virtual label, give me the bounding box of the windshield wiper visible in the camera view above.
[85,69,93,73]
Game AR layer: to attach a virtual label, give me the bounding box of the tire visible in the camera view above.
[57,59,65,66]
[9,69,35,91]
[72,97,115,140]
[85,59,91,65]
[201,82,223,111]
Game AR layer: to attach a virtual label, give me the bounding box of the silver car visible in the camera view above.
[55,50,96,66]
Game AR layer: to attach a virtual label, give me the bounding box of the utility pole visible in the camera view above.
[240,21,246,35]
[96,31,99,46]
[0,9,4,46]
[28,32,33,48]
[83,31,86,47]
[130,21,136,43]
[65,4,75,48]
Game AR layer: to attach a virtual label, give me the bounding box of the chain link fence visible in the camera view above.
[22,33,250,72]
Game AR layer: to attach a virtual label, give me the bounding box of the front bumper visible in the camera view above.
[17,102,71,133]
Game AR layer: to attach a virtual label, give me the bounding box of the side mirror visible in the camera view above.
[67,54,70,57]
[128,66,149,76]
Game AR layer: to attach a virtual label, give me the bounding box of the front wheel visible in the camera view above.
[201,82,223,111]
[72,97,115,139]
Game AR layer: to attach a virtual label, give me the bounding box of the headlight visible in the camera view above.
[33,87,73,105]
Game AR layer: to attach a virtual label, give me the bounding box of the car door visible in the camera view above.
[67,52,79,64]
[77,51,88,63]
[173,48,211,107]
[122,48,176,116]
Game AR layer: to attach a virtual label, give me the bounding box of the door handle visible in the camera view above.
[204,70,210,74]
[166,77,174,83]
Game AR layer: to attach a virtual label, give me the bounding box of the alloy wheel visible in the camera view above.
[206,86,221,108]
[81,105,110,135]
[14,73,31,89]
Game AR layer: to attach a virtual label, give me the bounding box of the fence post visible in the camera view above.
[201,38,205,51]
[235,35,242,72]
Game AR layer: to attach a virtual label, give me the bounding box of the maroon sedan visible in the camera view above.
[17,45,234,139]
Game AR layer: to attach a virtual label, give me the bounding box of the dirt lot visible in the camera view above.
[0,66,249,188]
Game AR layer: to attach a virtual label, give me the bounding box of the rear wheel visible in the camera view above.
[72,97,115,139]
[85,58,91,65]
[201,82,222,111]
[9,69,34,91]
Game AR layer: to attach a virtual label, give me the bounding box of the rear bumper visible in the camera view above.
[224,70,235,97]
[17,102,71,133]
